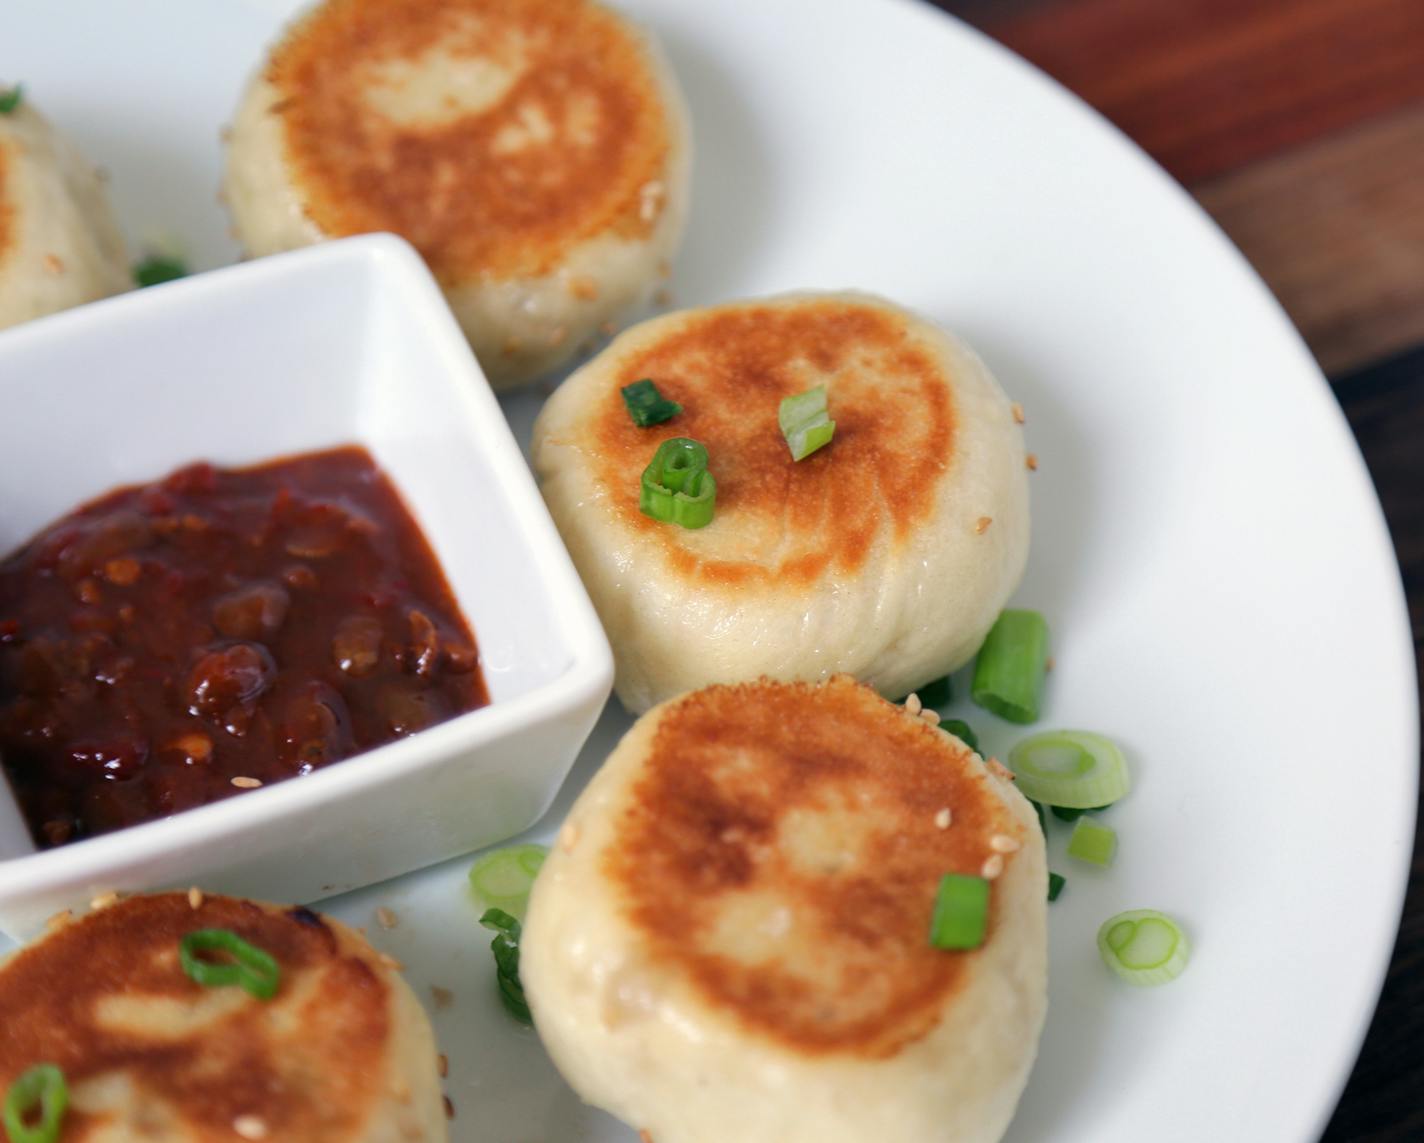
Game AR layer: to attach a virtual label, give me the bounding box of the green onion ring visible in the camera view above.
[3,1064,67,1143]
[468,844,548,920]
[179,929,281,1000]
[639,437,717,529]
[1007,729,1130,808]
[1097,909,1190,985]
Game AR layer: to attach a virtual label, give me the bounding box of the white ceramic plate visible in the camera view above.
[4,1,1417,1141]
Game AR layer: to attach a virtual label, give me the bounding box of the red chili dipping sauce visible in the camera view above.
[0,446,489,849]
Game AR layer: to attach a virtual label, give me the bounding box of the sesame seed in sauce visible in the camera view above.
[981,854,1006,879]
[975,516,993,535]
[1026,453,1039,471]
[560,822,581,853]
[380,953,404,972]
[376,906,398,930]
[640,1132,654,1143]
[43,254,64,275]
[230,776,262,789]
[919,707,941,724]
[934,808,952,830]
[233,1115,268,1140]
[45,909,73,932]
[1011,402,1026,424]
[188,887,205,910]
[986,757,1015,781]
[904,692,922,716]
[437,1053,449,1078]
[990,834,1021,854]
[90,891,120,911]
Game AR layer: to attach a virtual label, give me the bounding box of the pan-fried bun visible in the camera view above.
[522,676,1048,1143]
[222,0,690,389]
[0,893,446,1142]
[0,99,130,331]
[532,292,1030,712]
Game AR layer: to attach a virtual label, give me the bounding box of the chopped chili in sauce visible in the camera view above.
[0,446,488,848]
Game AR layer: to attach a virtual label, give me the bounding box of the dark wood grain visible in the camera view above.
[940,0,1424,184]
[930,1,1423,1136]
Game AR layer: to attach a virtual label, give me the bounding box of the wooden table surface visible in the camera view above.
[933,2,1424,1138]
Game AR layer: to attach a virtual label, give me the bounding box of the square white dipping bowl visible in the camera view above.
[0,234,613,939]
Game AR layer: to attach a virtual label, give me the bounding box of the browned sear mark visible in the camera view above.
[605,677,1019,1060]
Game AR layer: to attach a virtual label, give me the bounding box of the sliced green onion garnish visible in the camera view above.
[916,675,953,708]
[1066,816,1117,866]
[620,378,682,427]
[480,908,532,1024]
[0,85,23,115]
[1047,872,1066,902]
[778,385,836,461]
[639,437,716,529]
[939,718,979,753]
[179,929,281,1000]
[971,609,1049,723]
[3,1065,66,1143]
[1097,909,1190,985]
[1006,730,1129,808]
[1050,803,1112,822]
[1029,798,1048,835]
[928,873,990,950]
[133,254,189,288]
[468,844,547,920]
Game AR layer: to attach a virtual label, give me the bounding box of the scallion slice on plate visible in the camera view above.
[929,873,990,950]
[639,437,717,528]
[1067,816,1118,866]
[1097,909,1190,985]
[1006,729,1130,808]
[778,385,836,461]
[916,675,953,708]
[0,85,22,115]
[480,908,533,1024]
[3,1064,66,1143]
[1047,872,1066,902]
[970,609,1049,723]
[133,254,189,288]
[468,844,548,919]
